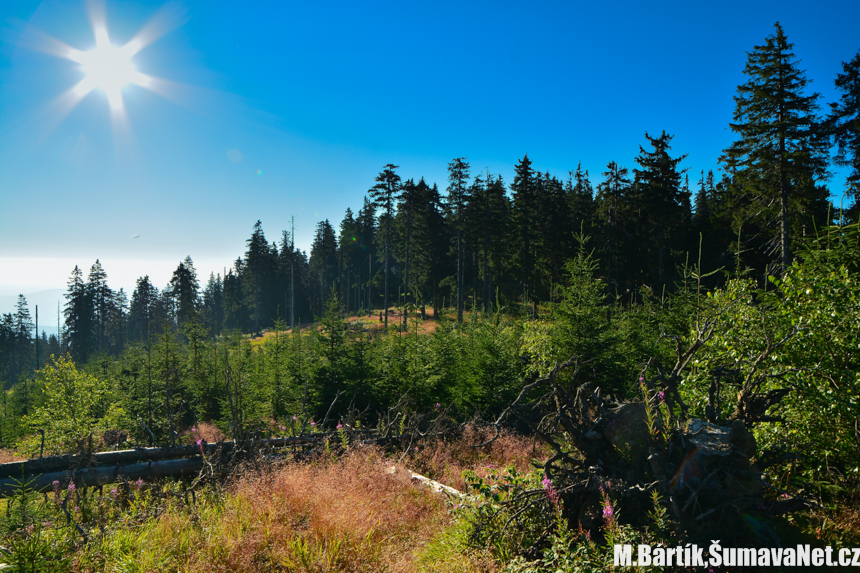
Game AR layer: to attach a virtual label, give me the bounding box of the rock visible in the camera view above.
[684,419,733,457]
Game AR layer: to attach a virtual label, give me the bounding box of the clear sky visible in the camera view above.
[1,0,859,318]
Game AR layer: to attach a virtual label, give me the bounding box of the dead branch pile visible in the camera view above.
[480,351,808,547]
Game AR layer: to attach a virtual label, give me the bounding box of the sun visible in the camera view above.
[70,28,149,110]
[21,2,187,123]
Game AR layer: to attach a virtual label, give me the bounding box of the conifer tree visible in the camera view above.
[569,163,596,241]
[309,220,339,316]
[631,130,689,288]
[829,49,860,222]
[87,260,111,354]
[596,161,630,296]
[129,275,158,342]
[169,257,200,327]
[720,22,829,274]
[64,266,92,363]
[356,197,377,314]
[447,158,470,323]
[510,155,538,311]
[243,221,275,334]
[368,165,401,327]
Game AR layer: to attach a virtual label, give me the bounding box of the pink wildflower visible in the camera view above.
[336,423,342,430]
[293,415,298,421]
[542,474,559,504]
[310,421,316,427]
[656,391,665,403]
[68,481,75,492]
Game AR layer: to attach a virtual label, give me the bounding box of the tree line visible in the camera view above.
[2,22,859,380]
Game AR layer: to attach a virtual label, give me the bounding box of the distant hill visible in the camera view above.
[0,289,64,338]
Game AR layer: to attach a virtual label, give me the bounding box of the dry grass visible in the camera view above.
[82,447,463,572]
[0,449,24,464]
[406,425,546,492]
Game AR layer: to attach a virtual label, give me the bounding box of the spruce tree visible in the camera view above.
[596,161,630,296]
[63,266,92,363]
[169,257,200,328]
[368,165,401,327]
[829,49,860,222]
[631,130,689,288]
[309,220,339,316]
[510,155,537,311]
[446,158,470,323]
[720,22,829,274]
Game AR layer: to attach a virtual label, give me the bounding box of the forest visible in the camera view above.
[0,22,858,572]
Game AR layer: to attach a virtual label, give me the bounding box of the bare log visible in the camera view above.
[0,437,323,482]
[0,457,204,497]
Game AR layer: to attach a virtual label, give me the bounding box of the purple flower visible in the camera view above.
[52,480,59,494]
[542,474,559,504]
[336,423,343,430]
[135,478,144,489]
[603,504,614,520]
[68,481,75,492]
[435,403,441,410]
[639,376,644,381]
[191,426,197,433]
[196,438,203,452]
[656,391,665,403]
[279,425,286,431]
[110,488,118,497]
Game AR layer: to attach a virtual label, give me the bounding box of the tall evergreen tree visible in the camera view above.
[129,275,158,342]
[63,266,92,363]
[631,130,690,288]
[368,165,401,327]
[243,221,275,334]
[12,295,34,381]
[720,22,830,275]
[355,197,377,314]
[202,273,224,336]
[446,158,470,323]
[87,260,111,355]
[169,257,200,327]
[596,161,630,296]
[309,219,339,316]
[829,49,860,222]
[569,163,596,240]
[510,155,538,310]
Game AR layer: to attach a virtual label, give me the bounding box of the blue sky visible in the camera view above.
[1,0,859,323]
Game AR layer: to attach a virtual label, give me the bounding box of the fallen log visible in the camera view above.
[0,436,341,497]
[0,457,205,497]
[0,436,325,481]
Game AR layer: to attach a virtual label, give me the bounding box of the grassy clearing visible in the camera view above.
[74,448,452,572]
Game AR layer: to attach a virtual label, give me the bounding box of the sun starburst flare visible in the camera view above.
[20,1,187,122]
[67,28,150,110]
